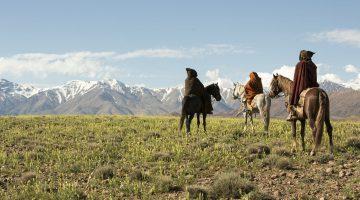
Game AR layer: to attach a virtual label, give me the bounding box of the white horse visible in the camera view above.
[232,82,271,134]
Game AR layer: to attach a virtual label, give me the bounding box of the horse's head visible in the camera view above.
[232,82,245,100]
[207,83,222,101]
[269,74,282,98]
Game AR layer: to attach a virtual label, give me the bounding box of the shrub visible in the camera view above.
[210,172,255,199]
[246,191,275,200]
[248,144,271,155]
[274,147,293,157]
[93,165,115,180]
[186,185,208,200]
[346,137,360,150]
[129,170,149,181]
[155,175,182,193]
[19,172,37,183]
[152,152,173,162]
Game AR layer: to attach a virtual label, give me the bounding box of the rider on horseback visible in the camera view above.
[287,50,319,121]
[184,68,213,114]
[244,72,264,112]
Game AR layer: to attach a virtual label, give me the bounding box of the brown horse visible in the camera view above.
[268,74,333,156]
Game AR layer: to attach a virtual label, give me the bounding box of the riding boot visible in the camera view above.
[286,105,298,121]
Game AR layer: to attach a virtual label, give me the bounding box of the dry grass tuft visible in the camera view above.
[186,185,208,200]
[346,137,360,150]
[155,175,182,193]
[93,165,115,180]
[19,172,37,183]
[210,172,255,199]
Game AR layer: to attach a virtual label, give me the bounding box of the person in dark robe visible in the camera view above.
[183,68,213,114]
[287,50,319,121]
[244,72,263,110]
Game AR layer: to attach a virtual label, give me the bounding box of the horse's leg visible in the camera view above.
[325,102,334,155]
[243,112,248,133]
[300,120,306,152]
[291,121,298,153]
[308,118,317,156]
[187,114,195,136]
[185,115,190,135]
[178,114,185,134]
[250,112,255,134]
[259,107,268,135]
[196,113,200,131]
[202,113,207,132]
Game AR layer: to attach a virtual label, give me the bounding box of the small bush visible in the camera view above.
[152,152,173,162]
[69,163,82,174]
[261,155,294,170]
[346,137,360,150]
[210,172,255,199]
[248,144,271,155]
[19,172,37,183]
[276,158,294,170]
[129,170,149,181]
[187,185,208,200]
[246,191,275,200]
[274,147,293,157]
[315,154,333,164]
[261,155,279,167]
[144,132,161,141]
[93,165,115,180]
[155,176,182,193]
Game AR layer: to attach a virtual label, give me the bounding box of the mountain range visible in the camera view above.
[1,78,359,118]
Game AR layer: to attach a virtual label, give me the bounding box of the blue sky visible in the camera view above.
[0,0,360,89]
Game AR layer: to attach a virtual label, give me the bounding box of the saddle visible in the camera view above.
[245,94,261,112]
[292,87,317,118]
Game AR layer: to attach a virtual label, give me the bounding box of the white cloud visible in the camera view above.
[0,44,251,80]
[0,52,122,79]
[310,29,360,47]
[205,69,233,89]
[115,49,187,60]
[257,65,295,88]
[319,73,344,84]
[344,64,359,73]
[115,44,253,60]
[345,74,360,90]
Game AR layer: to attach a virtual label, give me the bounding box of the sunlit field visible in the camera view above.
[0,115,358,199]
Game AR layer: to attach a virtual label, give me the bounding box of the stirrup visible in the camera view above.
[286,113,297,121]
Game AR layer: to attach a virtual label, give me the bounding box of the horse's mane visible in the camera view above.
[277,75,293,94]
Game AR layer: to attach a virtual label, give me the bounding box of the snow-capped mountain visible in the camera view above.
[319,80,349,93]
[0,79,359,118]
[0,79,42,98]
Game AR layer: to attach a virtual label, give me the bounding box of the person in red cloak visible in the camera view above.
[244,72,263,111]
[287,50,319,121]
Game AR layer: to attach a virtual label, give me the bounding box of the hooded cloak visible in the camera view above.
[244,72,263,104]
[184,68,205,97]
[290,50,319,105]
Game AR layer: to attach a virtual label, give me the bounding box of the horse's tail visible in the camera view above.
[178,96,189,132]
[315,90,326,146]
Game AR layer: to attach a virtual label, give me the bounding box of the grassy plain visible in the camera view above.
[0,115,358,199]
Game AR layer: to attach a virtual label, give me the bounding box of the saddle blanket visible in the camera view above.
[295,87,318,118]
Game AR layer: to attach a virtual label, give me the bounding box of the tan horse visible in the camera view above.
[268,74,333,156]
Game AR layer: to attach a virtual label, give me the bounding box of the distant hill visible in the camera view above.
[1,78,359,118]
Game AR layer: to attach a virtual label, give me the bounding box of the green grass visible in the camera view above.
[0,115,359,199]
